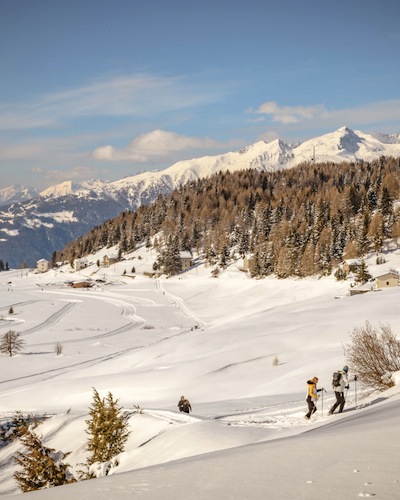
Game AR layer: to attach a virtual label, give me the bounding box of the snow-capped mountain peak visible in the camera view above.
[39,180,106,198]
[0,185,39,207]
[1,126,400,268]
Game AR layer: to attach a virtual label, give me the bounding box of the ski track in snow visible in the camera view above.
[0,279,364,432]
[156,279,205,327]
[18,301,80,335]
[0,286,201,386]
[15,288,147,347]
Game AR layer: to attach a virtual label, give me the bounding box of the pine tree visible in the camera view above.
[13,429,75,492]
[160,235,182,276]
[85,388,130,468]
[0,411,41,445]
[355,260,372,285]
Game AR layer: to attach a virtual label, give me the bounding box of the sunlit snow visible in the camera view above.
[1,245,400,499]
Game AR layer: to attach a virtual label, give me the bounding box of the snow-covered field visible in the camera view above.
[1,246,400,499]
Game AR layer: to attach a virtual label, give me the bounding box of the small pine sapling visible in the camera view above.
[84,388,131,476]
[13,430,75,492]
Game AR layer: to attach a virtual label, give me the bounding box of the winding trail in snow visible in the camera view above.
[0,280,208,392]
[155,279,205,327]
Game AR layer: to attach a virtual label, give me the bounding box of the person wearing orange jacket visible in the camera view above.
[305,376,323,419]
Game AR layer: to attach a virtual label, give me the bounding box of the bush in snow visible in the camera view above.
[54,342,63,356]
[0,330,25,357]
[83,388,130,477]
[345,321,400,390]
[13,429,76,492]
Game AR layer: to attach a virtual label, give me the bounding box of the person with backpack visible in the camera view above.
[328,365,349,414]
[304,376,324,420]
[178,395,192,414]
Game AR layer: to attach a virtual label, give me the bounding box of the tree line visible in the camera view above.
[54,156,400,278]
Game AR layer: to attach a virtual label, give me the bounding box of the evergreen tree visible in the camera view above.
[356,211,371,255]
[355,260,372,285]
[159,235,182,276]
[13,429,75,492]
[85,388,130,468]
[51,251,57,269]
[0,411,41,446]
[368,212,384,253]
[367,187,378,211]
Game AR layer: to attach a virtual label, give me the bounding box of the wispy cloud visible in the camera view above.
[325,100,400,127]
[249,101,328,124]
[249,99,400,130]
[0,74,227,131]
[93,130,224,162]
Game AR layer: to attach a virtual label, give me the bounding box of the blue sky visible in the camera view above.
[1,0,400,190]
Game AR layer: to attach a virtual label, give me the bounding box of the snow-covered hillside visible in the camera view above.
[1,245,400,498]
[1,126,400,269]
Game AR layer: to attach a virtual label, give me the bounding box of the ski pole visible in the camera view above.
[321,388,327,416]
[354,374,358,409]
[321,389,323,416]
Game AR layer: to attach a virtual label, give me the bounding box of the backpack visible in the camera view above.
[332,371,342,388]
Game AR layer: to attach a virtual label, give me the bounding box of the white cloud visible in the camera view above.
[250,99,400,131]
[93,130,223,162]
[251,101,327,124]
[0,74,227,131]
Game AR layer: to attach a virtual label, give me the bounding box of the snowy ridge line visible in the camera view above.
[126,404,336,431]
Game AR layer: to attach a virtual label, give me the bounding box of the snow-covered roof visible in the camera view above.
[344,258,362,265]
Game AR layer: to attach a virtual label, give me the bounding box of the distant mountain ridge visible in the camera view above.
[1,127,400,268]
[0,185,39,207]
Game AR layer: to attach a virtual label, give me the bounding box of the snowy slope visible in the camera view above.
[1,245,400,498]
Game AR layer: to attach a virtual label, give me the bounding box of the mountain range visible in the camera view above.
[1,126,400,268]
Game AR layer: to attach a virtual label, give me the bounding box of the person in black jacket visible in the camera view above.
[329,365,350,414]
[178,395,192,413]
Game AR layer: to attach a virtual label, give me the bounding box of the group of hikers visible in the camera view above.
[179,365,353,420]
[305,365,353,419]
